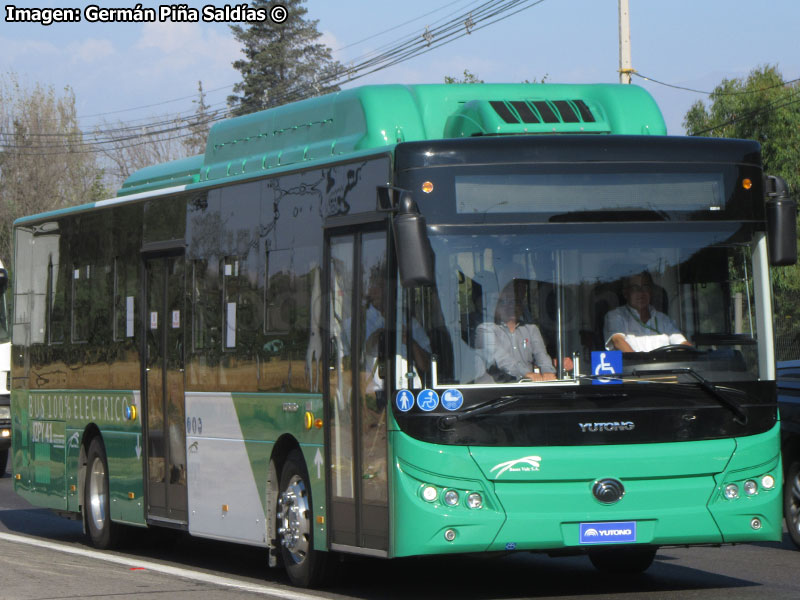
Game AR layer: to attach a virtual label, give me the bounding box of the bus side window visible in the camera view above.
[192,258,220,351]
[71,263,91,343]
[113,257,137,341]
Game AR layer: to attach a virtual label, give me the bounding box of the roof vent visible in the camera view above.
[444,98,607,138]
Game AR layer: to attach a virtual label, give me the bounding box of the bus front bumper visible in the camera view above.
[390,426,782,557]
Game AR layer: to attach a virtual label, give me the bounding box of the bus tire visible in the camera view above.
[277,449,328,587]
[84,437,124,549]
[588,546,657,573]
[785,458,800,549]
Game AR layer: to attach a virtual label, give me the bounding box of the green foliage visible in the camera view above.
[444,69,484,84]
[228,0,343,115]
[684,65,800,358]
[684,65,800,194]
[444,70,549,84]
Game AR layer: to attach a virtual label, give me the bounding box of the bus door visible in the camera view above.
[143,252,188,525]
[325,225,390,554]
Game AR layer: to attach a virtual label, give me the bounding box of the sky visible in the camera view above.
[1,0,799,138]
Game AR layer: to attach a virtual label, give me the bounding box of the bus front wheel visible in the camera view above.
[589,546,657,573]
[84,437,124,549]
[277,450,328,587]
[785,459,800,549]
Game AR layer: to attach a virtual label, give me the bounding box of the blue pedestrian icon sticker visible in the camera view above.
[395,390,415,412]
[591,351,622,384]
[441,389,463,411]
[416,389,439,411]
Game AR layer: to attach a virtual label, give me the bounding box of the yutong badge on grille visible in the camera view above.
[579,521,637,544]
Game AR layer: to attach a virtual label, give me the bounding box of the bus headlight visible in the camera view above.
[743,480,758,496]
[421,485,438,502]
[443,490,459,506]
[761,475,775,490]
[466,492,483,509]
[724,483,739,499]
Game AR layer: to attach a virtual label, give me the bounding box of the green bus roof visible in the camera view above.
[118,83,666,197]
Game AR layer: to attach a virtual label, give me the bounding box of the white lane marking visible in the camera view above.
[0,532,325,600]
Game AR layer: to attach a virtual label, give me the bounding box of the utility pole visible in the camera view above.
[618,0,633,84]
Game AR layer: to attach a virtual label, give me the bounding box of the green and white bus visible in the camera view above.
[10,83,797,586]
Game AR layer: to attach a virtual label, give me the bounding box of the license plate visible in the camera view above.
[579,521,637,544]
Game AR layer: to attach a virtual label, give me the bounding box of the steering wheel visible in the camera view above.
[654,344,694,352]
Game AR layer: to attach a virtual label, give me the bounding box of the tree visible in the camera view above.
[95,115,188,190]
[444,69,484,84]
[182,80,212,156]
[444,70,549,85]
[684,65,800,359]
[228,0,343,115]
[0,73,106,265]
[684,65,800,193]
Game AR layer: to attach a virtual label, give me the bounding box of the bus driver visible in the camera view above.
[604,271,691,353]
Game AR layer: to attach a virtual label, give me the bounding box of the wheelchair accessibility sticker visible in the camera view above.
[416,389,439,411]
[591,351,622,384]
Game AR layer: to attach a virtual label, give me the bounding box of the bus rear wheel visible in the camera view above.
[785,459,800,549]
[277,450,328,587]
[589,546,657,573]
[84,437,125,549]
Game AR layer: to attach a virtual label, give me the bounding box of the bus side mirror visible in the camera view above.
[0,268,8,295]
[765,175,797,266]
[393,194,435,287]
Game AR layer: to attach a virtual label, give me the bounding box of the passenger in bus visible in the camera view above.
[476,283,562,382]
[604,270,691,352]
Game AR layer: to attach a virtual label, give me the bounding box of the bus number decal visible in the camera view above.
[186,416,203,435]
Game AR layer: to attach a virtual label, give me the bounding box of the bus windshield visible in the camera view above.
[403,222,762,386]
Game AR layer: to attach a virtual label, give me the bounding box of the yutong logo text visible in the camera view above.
[583,527,633,537]
[578,421,635,432]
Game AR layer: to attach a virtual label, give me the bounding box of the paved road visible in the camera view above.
[1,454,799,599]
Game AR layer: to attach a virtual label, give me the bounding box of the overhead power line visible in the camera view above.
[634,72,800,96]
[1,0,549,156]
[689,90,800,136]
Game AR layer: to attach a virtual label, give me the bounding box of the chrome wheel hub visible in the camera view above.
[88,456,107,531]
[278,475,310,564]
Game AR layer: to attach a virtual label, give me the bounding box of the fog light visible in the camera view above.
[467,492,483,509]
[761,475,775,490]
[724,483,739,499]
[744,480,758,496]
[750,517,762,530]
[444,528,456,542]
[422,485,438,502]
[444,490,459,506]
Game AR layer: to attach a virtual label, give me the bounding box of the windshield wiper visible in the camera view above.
[438,395,523,429]
[631,367,749,425]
